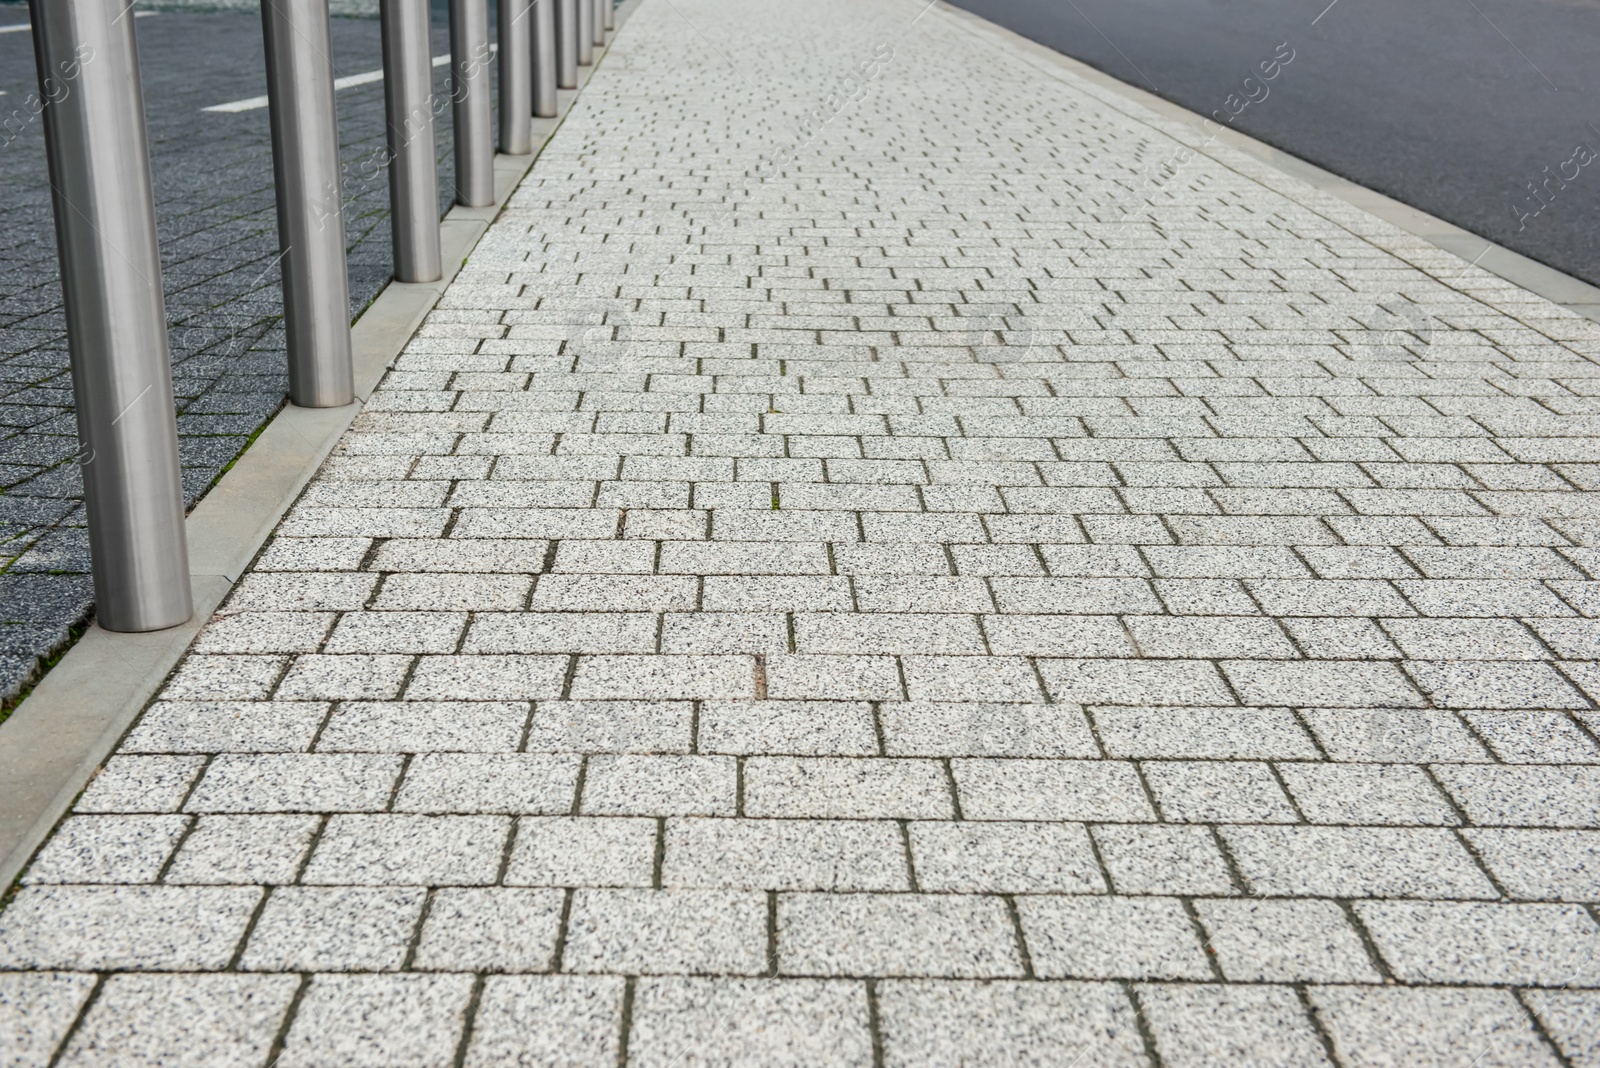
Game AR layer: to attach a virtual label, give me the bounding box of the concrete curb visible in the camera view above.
[938,1,1600,324]
[0,4,639,892]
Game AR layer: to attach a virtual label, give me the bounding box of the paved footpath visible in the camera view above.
[3,0,1600,1063]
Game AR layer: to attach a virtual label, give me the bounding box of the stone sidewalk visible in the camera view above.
[3,0,1600,1062]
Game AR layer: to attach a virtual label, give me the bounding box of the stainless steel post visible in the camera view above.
[380,0,441,282]
[591,0,605,46]
[497,0,532,155]
[603,0,613,32]
[450,0,495,204]
[577,0,593,65]
[555,0,577,89]
[262,0,355,408]
[531,0,557,117]
[28,0,191,632]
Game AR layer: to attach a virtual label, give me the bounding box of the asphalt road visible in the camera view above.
[949,0,1600,288]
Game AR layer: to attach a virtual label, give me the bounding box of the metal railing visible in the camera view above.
[25,0,610,631]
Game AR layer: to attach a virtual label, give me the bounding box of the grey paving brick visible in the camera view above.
[57,973,298,1068]
[464,975,624,1068]
[524,701,693,753]
[1398,578,1576,617]
[1529,617,1600,658]
[1522,990,1600,1068]
[224,572,377,613]
[780,893,1021,978]
[301,814,509,886]
[1090,824,1239,896]
[393,754,581,814]
[991,578,1162,615]
[315,701,527,752]
[663,818,906,891]
[755,653,902,700]
[276,974,473,1068]
[878,980,1146,1068]
[908,821,1106,893]
[1405,659,1589,708]
[405,654,568,700]
[1143,761,1299,823]
[122,701,328,754]
[1299,707,1493,762]
[373,537,549,573]
[1309,986,1562,1068]
[1275,763,1460,825]
[1127,615,1297,658]
[503,817,657,888]
[195,612,336,654]
[901,656,1044,701]
[1472,713,1600,764]
[258,538,371,572]
[564,889,768,975]
[1138,983,1333,1068]
[0,973,97,1067]
[1247,578,1415,617]
[530,576,695,613]
[879,701,1099,758]
[0,886,260,971]
[1092,705,1317,760]
[241,886,424,971]
[163,655,287,700]
[276,653,412,701]
[952,759,1154,821]
[663,611,791,654]
[164,815,321,885]
[1356,900,1600,986]
[1431,764,1600,826]
[465,612,658,654]
[582,755,737,816]
[185,754,401,813]
[745,757,953,819]
[796,613,984,655]
[1281,617,1403,658]
[1382,617,1547,659]
[1223,660,1425,706]
[324,611,467,654]
[698,701,878,756]
[1195,898,1380,983]
[981,614,1137,657]
[28,815,180,888]
[701,577,854,612]
[570,654,757,700]
[1039,658,1235,706]
[1018,896,1211,980]
[1153,578,1264,615]
[1464,828,1600,900]
[1219,826,1497,898]
[630,978,872,1068]
[412,888,565,972]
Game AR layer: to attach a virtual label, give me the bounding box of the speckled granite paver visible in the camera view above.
[3,0,1600,1062]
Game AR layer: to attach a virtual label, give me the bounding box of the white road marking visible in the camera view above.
[204,50,472,114]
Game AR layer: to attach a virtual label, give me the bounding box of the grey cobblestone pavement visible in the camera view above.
[0,3,460,700]
[3,0,1600,1062]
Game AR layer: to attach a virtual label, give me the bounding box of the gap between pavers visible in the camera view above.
[938,1,1600,322]
[0,1,642,892]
